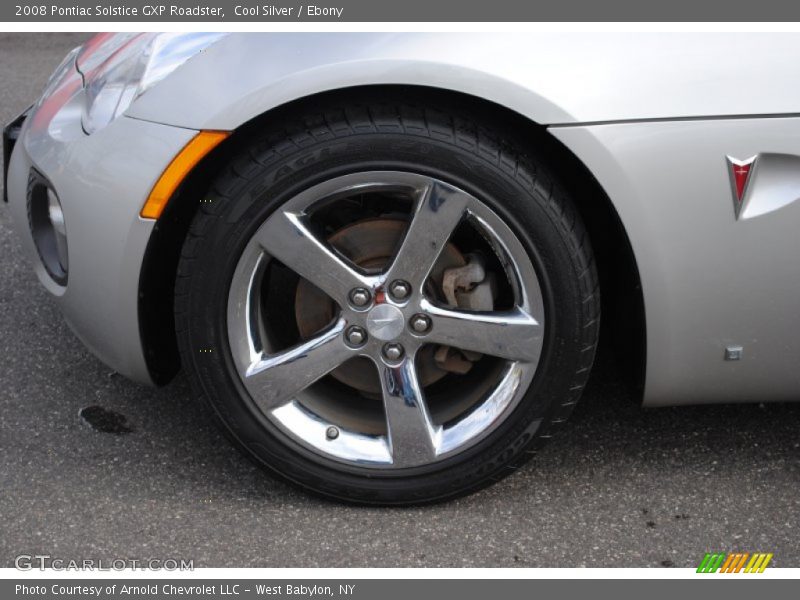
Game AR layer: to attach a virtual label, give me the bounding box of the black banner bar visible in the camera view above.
[4,0,800,22]
[4,579,800,600]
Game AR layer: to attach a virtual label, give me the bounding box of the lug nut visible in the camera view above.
[345,326,367,346]
[389,280,411,300]
[383,343,405,361]
[410,314,431,334]
[349,287,371,307]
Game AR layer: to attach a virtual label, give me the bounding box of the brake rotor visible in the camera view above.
[295,218,466,395]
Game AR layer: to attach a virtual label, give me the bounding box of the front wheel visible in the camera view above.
[175,97,599,504]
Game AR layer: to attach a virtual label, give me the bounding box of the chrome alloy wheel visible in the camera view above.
[227,171,545,469]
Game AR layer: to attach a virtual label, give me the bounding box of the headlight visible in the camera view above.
[78,33,226,134]
[40,46,81,100]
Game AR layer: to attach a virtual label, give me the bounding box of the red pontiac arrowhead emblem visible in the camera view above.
[726,155,757,219]
[732,163,751,201]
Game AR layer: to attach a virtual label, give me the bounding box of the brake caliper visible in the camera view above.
[435,253,497,374]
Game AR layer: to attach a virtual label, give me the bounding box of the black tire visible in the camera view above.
[174,93,600,505]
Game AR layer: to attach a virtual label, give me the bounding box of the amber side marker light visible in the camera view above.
[140,130,230,219]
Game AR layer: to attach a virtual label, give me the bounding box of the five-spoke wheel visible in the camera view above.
[227,172,544,468]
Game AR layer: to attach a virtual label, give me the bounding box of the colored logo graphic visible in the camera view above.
[726,155,757,219]
[697,552,773,573]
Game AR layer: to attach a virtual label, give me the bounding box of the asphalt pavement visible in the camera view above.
[1,33,799,568]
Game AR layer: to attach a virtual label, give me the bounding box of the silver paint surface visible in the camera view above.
[553,117,800,405]
[7,33,800,405]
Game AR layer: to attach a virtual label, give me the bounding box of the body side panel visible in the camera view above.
[552,118,800,405]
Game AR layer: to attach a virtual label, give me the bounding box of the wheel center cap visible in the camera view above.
[365,304,405,341]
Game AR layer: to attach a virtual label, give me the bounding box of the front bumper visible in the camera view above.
[3,107,29,203]
[5,60,196,384]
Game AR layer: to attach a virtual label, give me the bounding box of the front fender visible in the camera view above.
[126,32,800,132]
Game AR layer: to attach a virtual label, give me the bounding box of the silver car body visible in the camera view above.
[7,33,800,406]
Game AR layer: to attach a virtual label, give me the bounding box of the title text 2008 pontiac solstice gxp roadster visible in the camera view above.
[5,33,800,503]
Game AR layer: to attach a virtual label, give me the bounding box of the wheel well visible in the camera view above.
[138,85,646,393]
